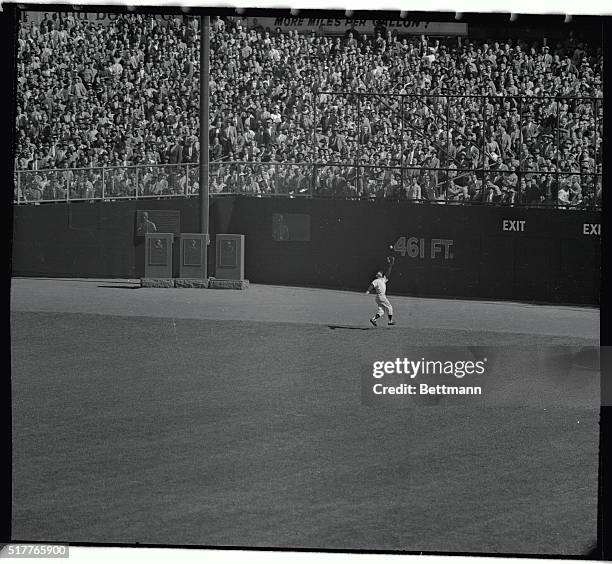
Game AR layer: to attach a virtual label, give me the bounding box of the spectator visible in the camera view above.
[558,181,571,206]
[407,176,422,201]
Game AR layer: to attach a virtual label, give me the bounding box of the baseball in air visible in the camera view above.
[389,245,394,250]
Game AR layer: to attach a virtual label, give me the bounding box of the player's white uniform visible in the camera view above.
[371,276,394,316]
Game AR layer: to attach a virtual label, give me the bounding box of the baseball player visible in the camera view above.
[365,256,395,327]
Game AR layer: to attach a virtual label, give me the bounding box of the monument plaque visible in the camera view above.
[144,232,174,279]
[178,233,208,279]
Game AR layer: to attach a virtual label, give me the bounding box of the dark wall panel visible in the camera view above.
[228,198,600,305]
[12,198,235,278]
[12,197,600,305]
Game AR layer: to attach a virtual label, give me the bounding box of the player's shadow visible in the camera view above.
[327,324,372,331]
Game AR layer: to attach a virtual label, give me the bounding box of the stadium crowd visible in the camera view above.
[16,13,201,171]
[15,12,603,207]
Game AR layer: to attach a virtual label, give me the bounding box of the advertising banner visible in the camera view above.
[249,16,468,36]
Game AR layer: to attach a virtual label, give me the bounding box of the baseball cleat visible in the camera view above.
[370,318,378,327]
[388,321,396,326]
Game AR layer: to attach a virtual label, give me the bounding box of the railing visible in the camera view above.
[14,163,202,204]
[309,92,603,208]
[13,93,603,210]
[13,161,602,209]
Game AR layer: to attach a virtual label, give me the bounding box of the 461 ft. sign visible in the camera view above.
[393,237,454,259]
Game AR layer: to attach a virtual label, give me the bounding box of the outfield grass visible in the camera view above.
[10,296,599,554]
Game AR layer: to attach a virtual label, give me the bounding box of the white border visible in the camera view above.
[5,0,612,16]
[9,0,605,562]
